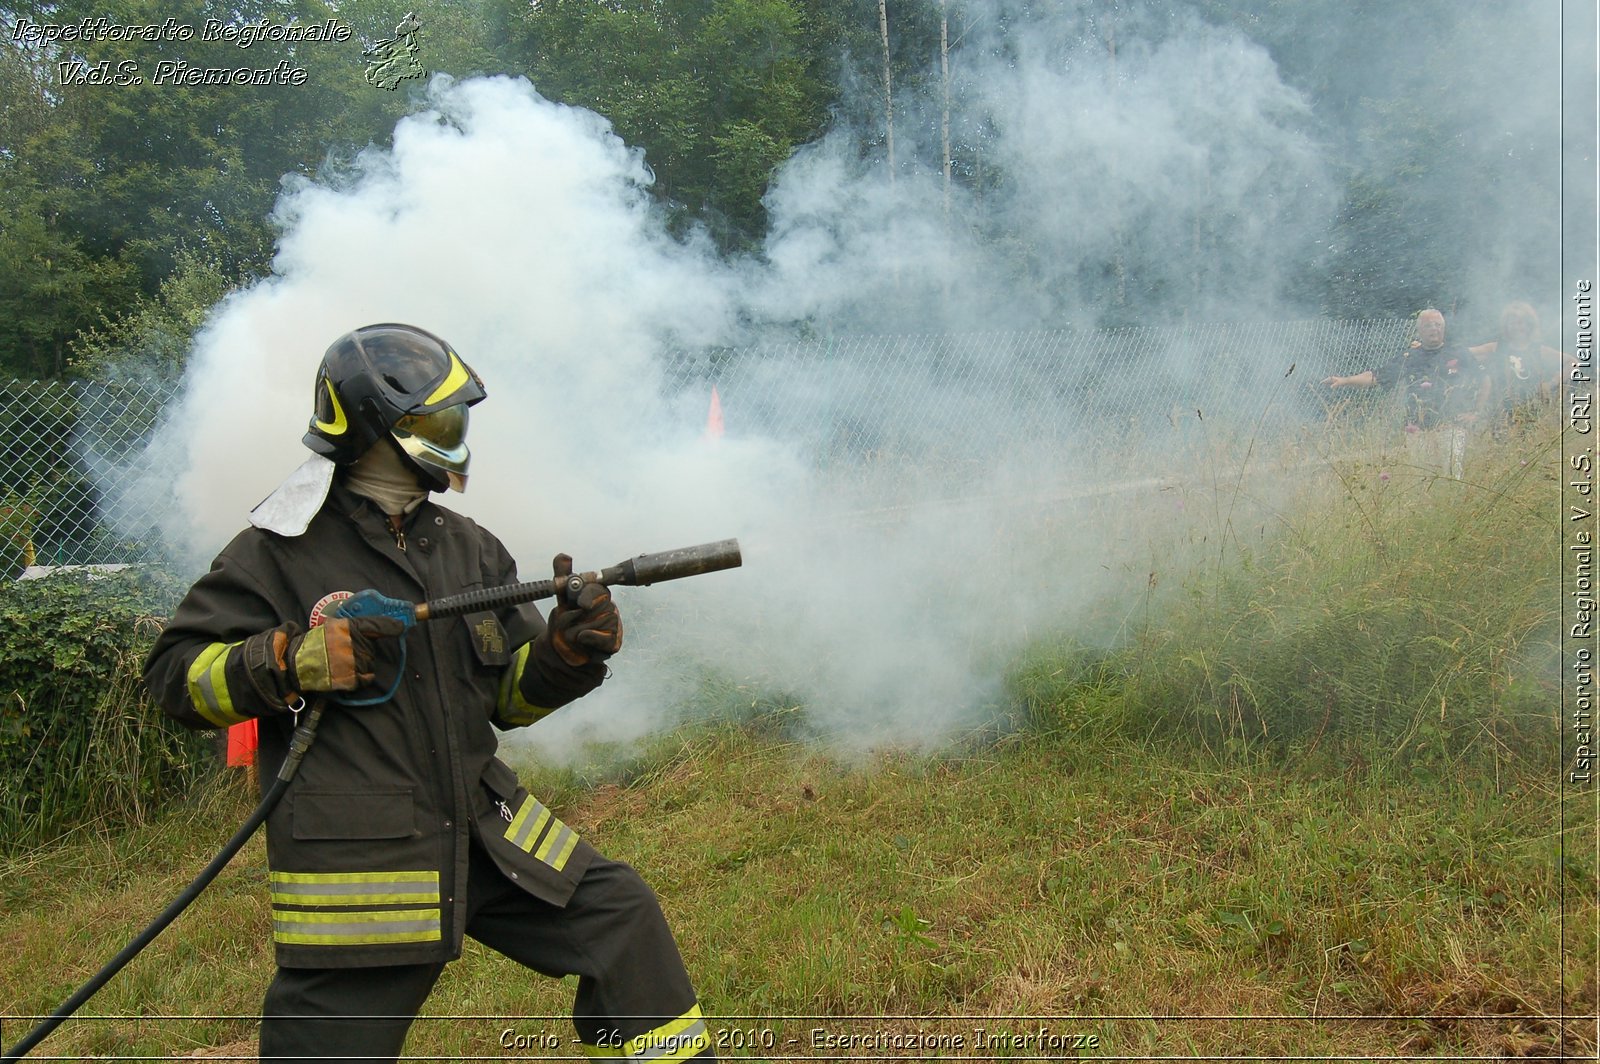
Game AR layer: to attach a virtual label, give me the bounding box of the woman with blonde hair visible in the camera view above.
[1469,301,1573,429]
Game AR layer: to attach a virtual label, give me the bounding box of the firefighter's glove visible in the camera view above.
[545,552,624,666]
[242,617,406,710]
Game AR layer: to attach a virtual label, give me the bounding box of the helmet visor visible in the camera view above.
[393,403,471,491]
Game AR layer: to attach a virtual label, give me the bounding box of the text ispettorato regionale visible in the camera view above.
[12,17,352,49]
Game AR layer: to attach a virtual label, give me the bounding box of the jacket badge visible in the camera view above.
[309,590,354,629]
[474,618,505,656]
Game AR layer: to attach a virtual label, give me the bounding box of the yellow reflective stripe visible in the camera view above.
[497,643,556,726]
[505,795,551,853]
[423,351,471,406]
[186,641,248,727]
[270,870,439,907]
[313,378,348,436]
[582,1005,709,1060]
[273,907,441,946]
[503,794,581,871]
[534,820,579,872]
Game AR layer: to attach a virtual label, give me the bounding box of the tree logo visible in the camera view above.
[363,12,425,91]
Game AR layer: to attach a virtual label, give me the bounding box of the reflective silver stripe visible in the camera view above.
[187,641,247,727]
[273,907,441,946]
[534,821,579,872]
[504,795,581,871]
[497,644,557,726]
[270,870,439,907]
[505,795,551,852]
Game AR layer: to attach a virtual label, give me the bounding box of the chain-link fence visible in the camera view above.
[670,318,1407,465]
[1,318,1409,573]
[1,378,179,574]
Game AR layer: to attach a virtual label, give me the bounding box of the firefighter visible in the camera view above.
[144,324,713,1063]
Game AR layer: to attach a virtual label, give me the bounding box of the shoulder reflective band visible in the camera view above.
[581,1005,710,1061]
[271,869,440,907]
[503,794,580,872]
[186,641,250,727]
[273,907,441,946]
[497,644,557,726]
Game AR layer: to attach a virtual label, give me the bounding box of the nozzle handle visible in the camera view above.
[417,538,742,620]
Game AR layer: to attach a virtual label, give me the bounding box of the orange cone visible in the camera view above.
[705,386,725,439]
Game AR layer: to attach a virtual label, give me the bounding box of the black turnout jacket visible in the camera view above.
[144,483,603,968]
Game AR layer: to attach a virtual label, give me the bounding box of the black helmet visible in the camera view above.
[303,323,486,489]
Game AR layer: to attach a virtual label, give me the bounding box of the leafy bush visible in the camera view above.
[0,567,213,851]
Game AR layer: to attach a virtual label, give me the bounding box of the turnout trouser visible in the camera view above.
[259,843,711,1063]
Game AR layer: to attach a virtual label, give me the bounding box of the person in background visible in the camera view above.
[1469,301,1574,432]
[1322,308,1483,478]
[144,324,714,1064]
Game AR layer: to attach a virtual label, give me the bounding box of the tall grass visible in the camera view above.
[1017,417,1562,782]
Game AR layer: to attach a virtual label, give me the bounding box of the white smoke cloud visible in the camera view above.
[139,5,1445,759]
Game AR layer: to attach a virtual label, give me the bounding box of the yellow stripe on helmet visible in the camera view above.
[313,378,348,436]
[423,352,471,407]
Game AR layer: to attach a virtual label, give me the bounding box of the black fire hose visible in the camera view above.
[2,702,326,1063]
[1,538,741,1061]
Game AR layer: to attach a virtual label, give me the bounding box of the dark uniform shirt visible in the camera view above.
[145,483,602,968]
[1484,342,1565,421]
[1372,342,1481,428]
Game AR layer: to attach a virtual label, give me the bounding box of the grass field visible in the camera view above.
[0,418,1593,1061]
[0,722,1589,1060]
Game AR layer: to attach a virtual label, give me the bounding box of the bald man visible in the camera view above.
[1322,308,1484,477]
[1323,308,1484,429]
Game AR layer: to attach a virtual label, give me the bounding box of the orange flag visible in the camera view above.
[705,386,725,439]
[226,719,258,767]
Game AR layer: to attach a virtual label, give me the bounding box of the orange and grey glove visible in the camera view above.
[544,553,624,666]
[241,616,406,710]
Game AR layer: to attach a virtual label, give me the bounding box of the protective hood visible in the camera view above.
[248,455,336,537]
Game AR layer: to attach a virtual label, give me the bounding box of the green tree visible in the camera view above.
[67,248,236,378]
[0,192,141,380]
[504,0,840,247]
[0,36,140,378]
[10,0,384,282]
[334,0,522,85]
[0,0,437,377]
